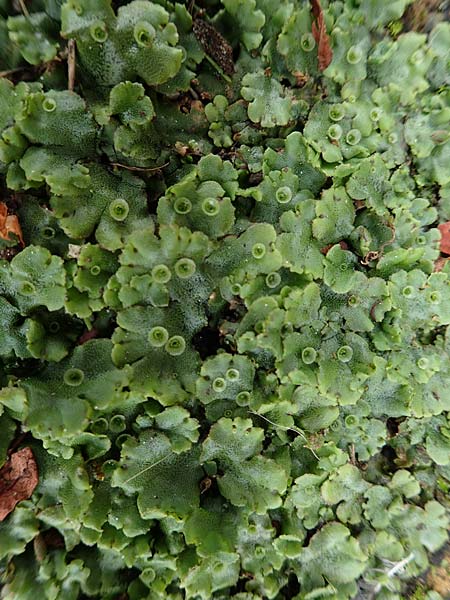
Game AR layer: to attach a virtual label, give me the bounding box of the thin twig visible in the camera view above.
[349,443,356,465]
[361,222,396,265]
[1,56,62,80]
[188,0,196,14]
[109,161,170,173]
[248,410,320,459]
[18,0,30,17]
[67,39,76,92]
[189,86,199,100]
[121,453,172,485]
[0,66,28,78]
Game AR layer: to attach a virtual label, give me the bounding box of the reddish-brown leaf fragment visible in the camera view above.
[77,327,99,345]
[310,0,333,71]
[0,202,24,246]
[293,71,309,87]
[434,257,448,272]
[438,222,450,255]
[310,0,322,19]
[320,241,349,255]
[42,528,65,549]
[0,447,38,521]
[192,18,235,76]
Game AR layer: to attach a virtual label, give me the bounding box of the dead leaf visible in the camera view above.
[310,0,322,19]
[428,564,450,597]
[33,533,47,562]
[0,202,24,247]
[199,476,212,494]
[320,241,349,255]
[0,447,38,521]
[77,327,99,345]
[438,222,450,255]
[310,0,333,71]
[434,257,449,272]
[41,528,65,549]
[67,38,76,92]
[293,71,309,87]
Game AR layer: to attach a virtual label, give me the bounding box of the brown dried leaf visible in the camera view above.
[438,222,450,255]
[320,241,349,255]
[310,0,322,19]
[434,257,449,272]
[42,528,65,549]
[292,71,309,87]
[310,0,333,71]
[0,202,24,246]
[0,447,39,521]
[77,327,99,345]
[33,533,47,562]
